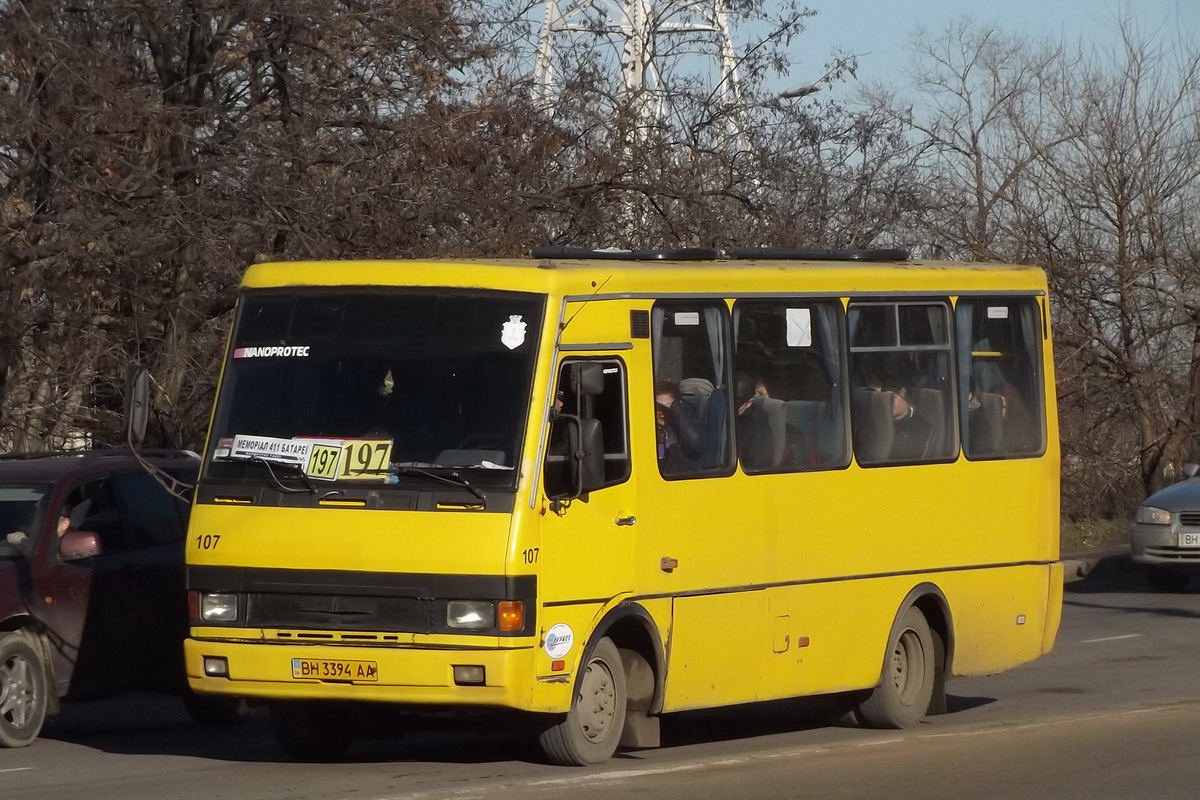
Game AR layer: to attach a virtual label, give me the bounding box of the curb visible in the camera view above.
[1060,545,1130,583]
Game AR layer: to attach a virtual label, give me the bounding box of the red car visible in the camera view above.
[0,449,240,747]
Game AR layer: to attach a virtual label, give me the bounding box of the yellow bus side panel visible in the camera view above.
[937,564,1053,676]
[756,581,899,701]
[663,592,767,711]
[661,564,1054,712]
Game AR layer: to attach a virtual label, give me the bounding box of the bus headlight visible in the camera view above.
[1136,506,1173,525]
[446,601,495,630]
[200,593,240,622]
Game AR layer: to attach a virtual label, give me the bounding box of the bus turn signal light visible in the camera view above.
[498,601,524,632]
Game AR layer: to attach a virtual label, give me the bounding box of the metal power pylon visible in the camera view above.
[532,0,746,134]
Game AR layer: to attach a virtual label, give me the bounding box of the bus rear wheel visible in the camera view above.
[855,606,935,729]
[0,632,48,748]
[538,637,627,765]
[270,701,354,761]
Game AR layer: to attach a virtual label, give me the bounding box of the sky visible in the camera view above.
[789,0,1198,94]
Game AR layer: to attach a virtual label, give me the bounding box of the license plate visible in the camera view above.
[1179,532,1200,548]
[291,658,379,682]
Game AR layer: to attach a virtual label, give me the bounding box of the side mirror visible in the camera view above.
[59,530,102,562]
[573,417,606,494]
[570,362,605,397]
[125,363,151,446]
[547,415,606,504]
[1184,463,1199,479]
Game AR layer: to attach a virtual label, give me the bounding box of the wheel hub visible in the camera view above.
[0,654,35,728]
[578,659,616,743]
[890,629,926,705]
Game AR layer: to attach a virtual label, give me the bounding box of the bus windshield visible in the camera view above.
[205,289,545,490]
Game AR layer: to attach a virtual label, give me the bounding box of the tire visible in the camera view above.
[270,701,354,762]
[183,691,252,726]
[855,606,935,729]
[1146,567,1190,593]
[538,637,627,766]
[0,632,49,748]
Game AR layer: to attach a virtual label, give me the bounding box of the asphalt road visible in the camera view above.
[4,556,1200,800]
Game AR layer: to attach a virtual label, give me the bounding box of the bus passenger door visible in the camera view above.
[635,300,769,711]
[539,359,636,612]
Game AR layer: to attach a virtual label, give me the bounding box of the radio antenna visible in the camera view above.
[561,274,613,335]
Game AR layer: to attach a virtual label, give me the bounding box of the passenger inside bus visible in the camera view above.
[734,373,775,471]
[968,377,1004,455]
[653,380,704,474]
[969,375,1036,457]
[861,371,934,461]
[994,380,1036,452]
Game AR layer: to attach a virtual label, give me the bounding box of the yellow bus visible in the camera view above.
[183,246,1062,764]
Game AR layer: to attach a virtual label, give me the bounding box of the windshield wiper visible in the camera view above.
[392,466,486,501]
[242,457,317,494]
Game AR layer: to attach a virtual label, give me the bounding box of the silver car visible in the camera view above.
[1130,464,1200,592]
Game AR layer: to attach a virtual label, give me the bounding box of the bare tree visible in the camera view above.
[0,0,513,449]
[868,20,1068,260]
[1020,26,1200,499]
[889,16,1200,514]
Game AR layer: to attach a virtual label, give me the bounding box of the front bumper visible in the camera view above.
[185,637,547,710]
[1129,523,1200,570]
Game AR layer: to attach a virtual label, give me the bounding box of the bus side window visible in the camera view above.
[956,298,1044,459]
[543,359,631,498]
[732,300,849,472]
[848,301,956,466]
[651,302,734,478]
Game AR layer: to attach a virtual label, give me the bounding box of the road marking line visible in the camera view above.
[920,707,1156,740]
[1082,634,1142,643]
[359,704,1194,800]
[0,767,34,774]
[528,762,705,786]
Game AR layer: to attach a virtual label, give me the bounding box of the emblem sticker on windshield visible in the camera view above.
[233,345,311,359]
[544,623,574,659]
[501,315,527,350]
[378,369,395,397]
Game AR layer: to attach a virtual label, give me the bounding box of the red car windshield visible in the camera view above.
[0,484,52,557]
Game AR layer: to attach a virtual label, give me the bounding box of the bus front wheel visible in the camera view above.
[270,701,354,762]
[855,606,935,729]
[538,636,627,766]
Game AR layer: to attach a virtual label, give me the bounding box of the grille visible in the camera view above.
[247,593,435,632]
[630,310,650,339]
[1144,546,1200,561]
[1179,511,1200,527]
[269,630,406,643]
